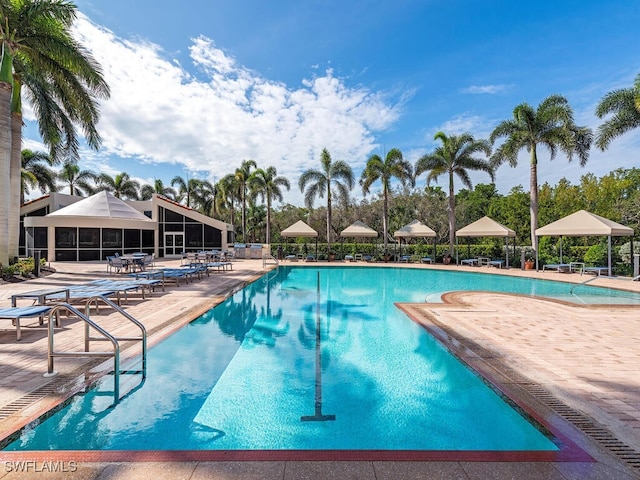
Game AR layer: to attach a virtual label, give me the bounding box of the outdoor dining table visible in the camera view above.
[11,287,70,307]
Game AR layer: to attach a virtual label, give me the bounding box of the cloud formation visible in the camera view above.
[461,84,508,95]
[65,15,403,199]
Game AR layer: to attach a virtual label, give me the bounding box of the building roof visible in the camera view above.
[48,191,152,221]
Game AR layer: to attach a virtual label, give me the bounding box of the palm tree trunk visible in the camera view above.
[266,195,272,245]
[9,109,22,258]
[448,171,455,254]
[382,186,389,252]
[0,83,11,266]
[241,186,246,242]
[326,185,332,251]
[530,148,539,253]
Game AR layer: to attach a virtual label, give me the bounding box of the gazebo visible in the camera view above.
[535,210,633,276]
[341,221,378,258]
[455,216,516,266]
[393,220,437,261]
[280,220,318,258]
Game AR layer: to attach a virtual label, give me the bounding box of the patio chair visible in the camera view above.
[582,266,609,276]
[542,263,571,273]
[305,254,316,262]
[344,254,355,262]
[0,305,53,340]
[488,260,505,269]
[107,256,125,274]
[420,257,434,264]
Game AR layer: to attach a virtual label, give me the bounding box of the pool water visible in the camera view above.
[5,266,634,452]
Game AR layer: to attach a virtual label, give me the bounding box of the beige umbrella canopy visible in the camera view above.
[394,219,437,262]
[280,220,318,257]
[535,210,633,275]
[341,221,378,238]
[455,216,516,266]
[281,220,318,237]
[393,219,436,238]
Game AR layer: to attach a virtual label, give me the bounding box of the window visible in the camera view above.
[79,228,100,248]
[102,229,122,249]
[165,209,184,223]
[124,229,141,249]
[55,227,77,248]
[204,225,222,248]
[185,224,203,248]
[142,230,154,248]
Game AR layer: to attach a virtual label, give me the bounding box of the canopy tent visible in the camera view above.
[455,216,516,266]
[394,220,437,261]
[340,220,378,238]
[341,221,378,258]
[535,210,633,276]
[280,220,318,258]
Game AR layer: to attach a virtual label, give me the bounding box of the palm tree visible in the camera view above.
[217,173,241,228]
[360,148,414,252]
[57,160,96,196]
[490,94,592,251]
[171,175,200,207]
[140,179,176,200]
[96,172,140,200]
[250,166,291,244]
[21,149,57,205]
[235,159,257,242]
[299,148,354,250]
[0,0,109,265]
[415,132,493,254]
[595,73,640,150]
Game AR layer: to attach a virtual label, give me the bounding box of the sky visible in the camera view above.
[22,0,640,207]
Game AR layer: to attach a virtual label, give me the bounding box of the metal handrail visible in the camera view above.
[262,253,279,268]
[46,303,121,402]
[46,297,148,405]
[569,275,600,294]
[83,296,147,378]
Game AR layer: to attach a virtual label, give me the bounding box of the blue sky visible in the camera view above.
[22,0,640,206]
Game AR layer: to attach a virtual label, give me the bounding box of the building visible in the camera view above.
[20,192,234,261]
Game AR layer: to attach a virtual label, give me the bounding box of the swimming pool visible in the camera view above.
[3,266,620,456]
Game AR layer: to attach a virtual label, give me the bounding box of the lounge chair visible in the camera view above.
[305,254,316,262]
[399,255,411,263]
[461,258,479,266]
[420,257,434,264]
[542,263,571,273]
[344,254,355,262]
[0,305,53,340]
[582,266,609,276]
[489,260,505,269]
[285,254,298,262]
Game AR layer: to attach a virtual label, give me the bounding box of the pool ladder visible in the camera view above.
[45,296,147,406]
[262,253,279,268]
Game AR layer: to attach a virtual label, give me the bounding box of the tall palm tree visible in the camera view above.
[57,160,96,196]
[235,159,257,242]
[21,149,57,204]
[490,94,592,251]
[0,0,109,265]
[171,175,201,208]
[96,172,140,200]
[140,179,176,200]
[250,166,290,244]
[415,132,493,254]
[217,173,241,228]
[595,73,640,150]
[360,148,413,252]
[299,148,354,250]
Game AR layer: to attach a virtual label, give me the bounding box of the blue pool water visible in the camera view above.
[4,266,638,451]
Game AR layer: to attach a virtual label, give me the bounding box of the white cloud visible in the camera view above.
[61,14,405,205]
[461,84,508,95]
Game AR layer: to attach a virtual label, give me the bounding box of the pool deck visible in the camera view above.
[0,259,639,479]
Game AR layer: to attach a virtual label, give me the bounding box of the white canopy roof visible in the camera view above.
[535,210,633,237]
[48,191,152,222]
[280,220,318,237]
[341,220,378,238]
[394,219,436,238]
[456,216,516,238]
